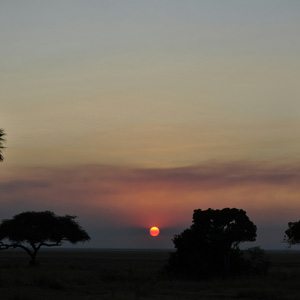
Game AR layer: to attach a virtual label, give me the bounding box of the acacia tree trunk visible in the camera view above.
[28,243,41,266]
[12,244,39,266]
[27,242,60,265]
[1,241,61,266]
[29,251,38,266]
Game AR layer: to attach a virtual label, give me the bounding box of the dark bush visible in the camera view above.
[167,208,257,279]
[243,247,270,276]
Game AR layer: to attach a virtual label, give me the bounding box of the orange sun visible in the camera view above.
[150,226,160,237]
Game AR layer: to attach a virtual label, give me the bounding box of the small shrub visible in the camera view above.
[243,247,270,276]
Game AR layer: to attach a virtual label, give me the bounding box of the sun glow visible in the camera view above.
[150,226,160,237]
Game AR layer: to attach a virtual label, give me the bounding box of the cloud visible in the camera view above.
[0,162,299,248]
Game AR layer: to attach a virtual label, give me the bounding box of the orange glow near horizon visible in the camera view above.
[150,227,160,237]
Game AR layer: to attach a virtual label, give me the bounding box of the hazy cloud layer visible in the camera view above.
[0,162,299,248]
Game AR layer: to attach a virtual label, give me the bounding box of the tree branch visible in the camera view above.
[37,242,61,251]
[0,242,34,258]
[0,242,11,250]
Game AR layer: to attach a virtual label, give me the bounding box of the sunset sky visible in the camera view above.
[1,1,299,249]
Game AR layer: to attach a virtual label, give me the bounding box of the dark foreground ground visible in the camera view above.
[0,249,300,300]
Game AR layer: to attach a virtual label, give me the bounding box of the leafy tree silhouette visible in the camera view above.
[284,221,300,247]
[0,211,90,265]
[0,129,6,162]
[169,208,257,278]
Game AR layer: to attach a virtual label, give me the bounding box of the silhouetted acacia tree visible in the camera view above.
[169,208,257,278]
[0,211,90,265]
[284,221,300,247]
[0,129,6,162]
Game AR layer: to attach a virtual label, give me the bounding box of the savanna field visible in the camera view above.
[0,249,300,300]
[1,2,300,300]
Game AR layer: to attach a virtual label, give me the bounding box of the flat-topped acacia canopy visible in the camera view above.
[0,211,90,265]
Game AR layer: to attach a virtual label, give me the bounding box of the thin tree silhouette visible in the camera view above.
[0,129,6,162]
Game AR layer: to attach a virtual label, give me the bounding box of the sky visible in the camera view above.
[1,0,299,249]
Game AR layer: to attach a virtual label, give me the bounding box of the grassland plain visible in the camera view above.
[0,249,300,300]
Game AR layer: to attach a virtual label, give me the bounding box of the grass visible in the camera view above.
[0,249,299,299]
